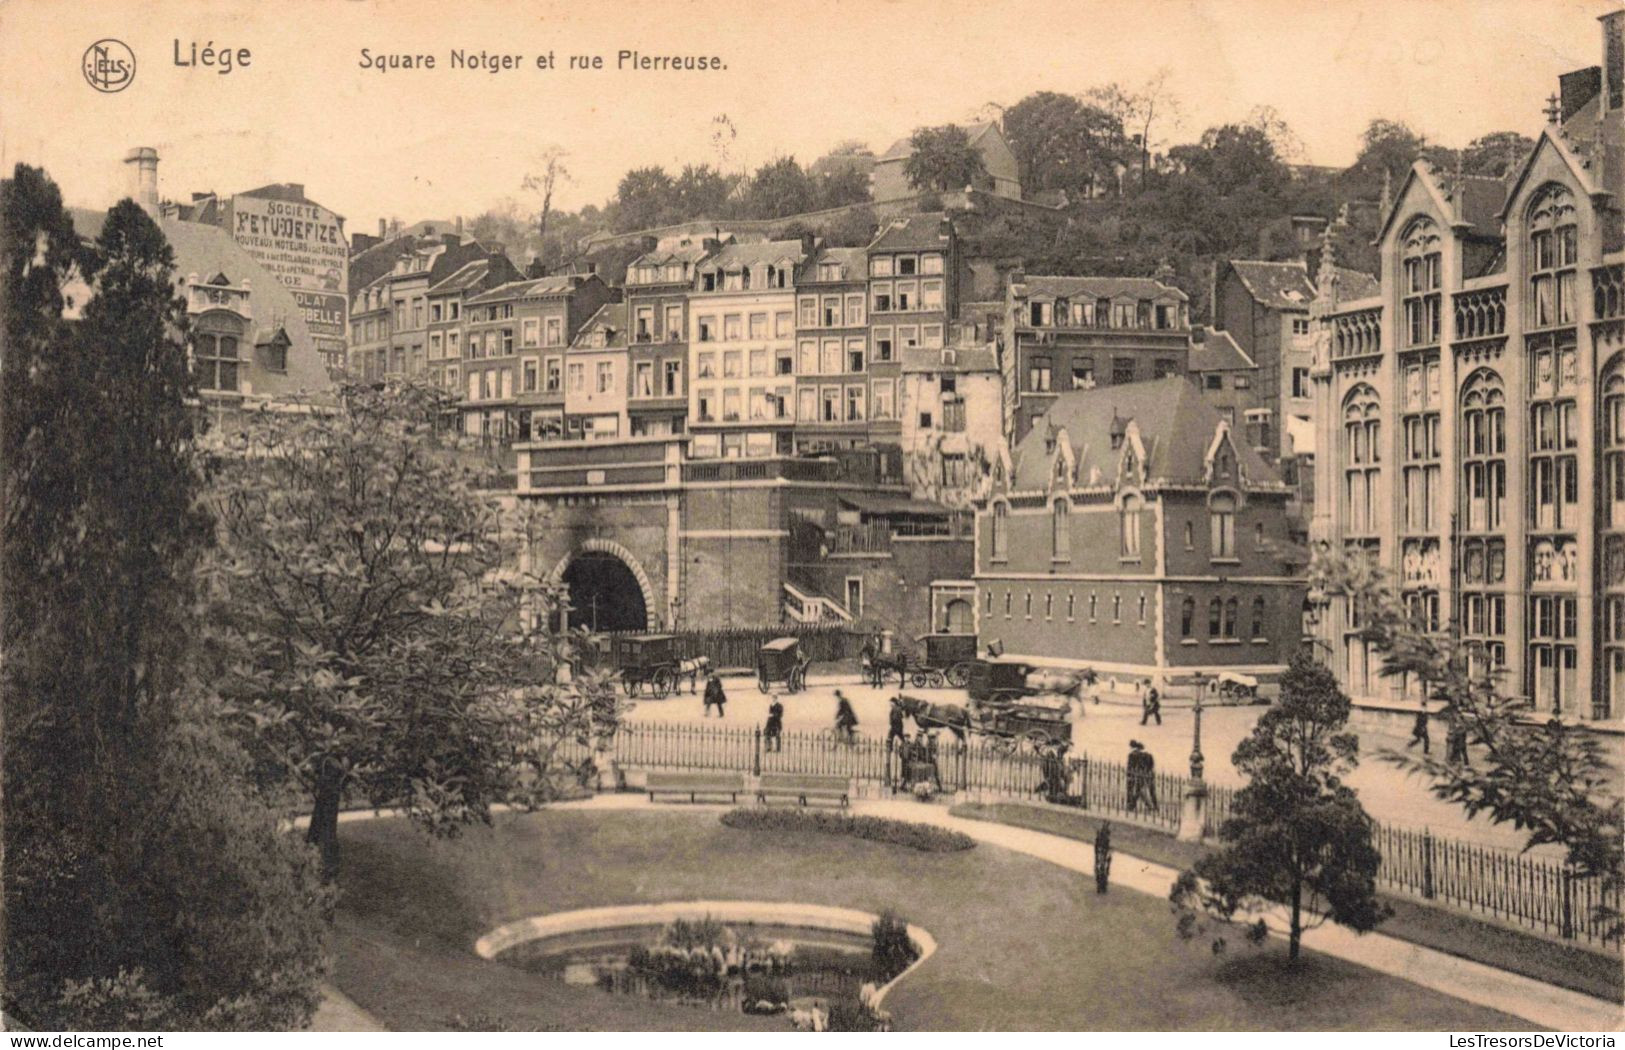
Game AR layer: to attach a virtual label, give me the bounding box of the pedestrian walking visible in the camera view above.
[1094,822,1113,894]
[1408,705,1431,755]
[764,698,784,752]
[834,690,859,744]
[1142,747,1158,809]
[887,697,908,747]
[1125,740,1147,812]
[1446,717,1470,767]
[703,671,727,718]
[1140,682,1162,726]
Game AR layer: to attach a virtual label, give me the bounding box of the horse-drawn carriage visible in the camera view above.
[895,690,1073,754]
[1213,670,1261,703]
[615,633,681,698]
[758,636,809,694]
[907,633,979,688]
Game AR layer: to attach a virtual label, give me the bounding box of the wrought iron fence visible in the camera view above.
[597,626,863,669]
[602,719,1621,950]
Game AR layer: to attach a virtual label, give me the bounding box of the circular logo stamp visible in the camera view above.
[83,39,136,93]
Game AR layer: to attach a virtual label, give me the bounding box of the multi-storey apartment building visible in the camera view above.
[794,246,875,450]
[347,234,496,382]
[625,240,712,437]
[1002,273,1192,444]
[866,215,957,445]
[565,302,630,440]
[898,336,1006,509]
[424,253,521,397]
[461,272,613,441]
[975,377,1304,691]
[687,239,807,459]
[1309,11,1625,721]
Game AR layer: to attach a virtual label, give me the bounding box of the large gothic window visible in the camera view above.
[1459,369,1508,681]
[1603,361,1625,718]
[1342,386,1381,536]
[1401,217,1442,348]
[1528,184,1578,329]
[991,501,1009,560]
[1526,330,1579,713]
[1400,359,1441,534]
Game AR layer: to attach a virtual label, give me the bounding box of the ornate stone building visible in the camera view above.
[1309,12,1625,720]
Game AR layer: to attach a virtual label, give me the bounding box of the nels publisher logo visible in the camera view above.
[82,39,135,93]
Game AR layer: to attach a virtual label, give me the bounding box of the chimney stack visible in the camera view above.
[123,147,159,217]
[378,218,387,239]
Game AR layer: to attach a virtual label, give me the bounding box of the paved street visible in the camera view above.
[623,670,1619,853]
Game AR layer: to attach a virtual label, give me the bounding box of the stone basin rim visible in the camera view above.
[475,900,937,1006]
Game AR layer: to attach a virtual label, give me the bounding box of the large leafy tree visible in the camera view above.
[1171,654,1389,961]
[207,381,622,877]
[903,125,989,193]
[744,156,817,219]
[611,165,676,232]
[1004,91,1127,199]
[2,171,327,1028]
[672,163,735,219]
[1308,548,1623,940]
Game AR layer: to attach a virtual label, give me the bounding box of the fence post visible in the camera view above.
[1422,829,1435,900]
[1561,866,1575,941]
[752,726,761,777]
[1079,757,1089,811]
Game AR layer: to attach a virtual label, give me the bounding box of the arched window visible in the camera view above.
[1119,494,1142,559]
[1460,370,1506,532]
[991,501,1009,560]
[1401,217,1442,348]
[1250,596,1267,639]
[1180,597,1195,638]
[1223,598,1239,638]
[1209,492,1237,559]
[1342,386,1381,536]
[1208,597,1222,637]
[1052,499,1070,559]
[1527,184,1577,328]
[1603,358,1625,719]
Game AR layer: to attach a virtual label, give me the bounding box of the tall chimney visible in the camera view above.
[378,218,387,239]
[123,146,159,217]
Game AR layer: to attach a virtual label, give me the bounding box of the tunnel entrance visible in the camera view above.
[561,550,649,632]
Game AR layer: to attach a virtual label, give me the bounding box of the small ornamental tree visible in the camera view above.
[903,125,989,193]
[207,381,624,877]
[1309,547,1623,942]
[1171,654,1389,961]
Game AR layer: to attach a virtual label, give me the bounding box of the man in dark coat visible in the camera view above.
[1446,717,1470,767]
[834,691,859,743]
[764,698,784,751]
[1408,705,1431,754]
[1126,741,1147,812]
[887,698,908,748]
[703,671,726,718]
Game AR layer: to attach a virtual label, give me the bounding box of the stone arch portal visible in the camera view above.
[548,539,660,632]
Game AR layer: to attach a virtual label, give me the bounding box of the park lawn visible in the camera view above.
[951,801,1625,1005]
[332,808,1535,1031]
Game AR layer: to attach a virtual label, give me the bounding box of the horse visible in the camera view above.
[675,656,711,694]
[860,641,909,687]
[895,694,972,743]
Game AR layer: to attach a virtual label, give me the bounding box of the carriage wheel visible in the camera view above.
[651,667,673,699]
[927,670,946,688]
[1022,730,1054,754]
[945,663,970,688]
[910,671,929,688]
[986,734,1018,756]
[758,672,769,695]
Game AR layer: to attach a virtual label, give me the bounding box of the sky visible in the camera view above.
[0,0,1616,236]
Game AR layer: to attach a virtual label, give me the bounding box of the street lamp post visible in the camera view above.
[1178,672,1211,842]
[1189,672,1208,782]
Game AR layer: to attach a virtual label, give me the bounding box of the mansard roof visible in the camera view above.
[1008,376,1278,492]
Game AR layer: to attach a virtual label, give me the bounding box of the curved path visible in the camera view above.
[311,794,1623,1032]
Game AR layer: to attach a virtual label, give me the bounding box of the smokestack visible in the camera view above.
[378,218,387,239]
[123,146,159,217]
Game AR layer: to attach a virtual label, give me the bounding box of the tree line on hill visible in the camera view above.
[466,83,1532,319]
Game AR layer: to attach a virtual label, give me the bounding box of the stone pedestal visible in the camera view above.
[1177,782,1208,842]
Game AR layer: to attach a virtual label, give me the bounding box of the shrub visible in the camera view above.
[871,910,919,982]
[719,808,975,853]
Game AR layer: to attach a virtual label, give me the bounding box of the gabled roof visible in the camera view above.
[1227,260,1316,310]
[1009,377,1278,491]
[465,273,589,305]
[868,213,952,253]
[699,239,806,272]
[802,246,866,281]
[877,122,1002,163]
[1501,122,1614,219]
[570,302,627,349]
[1017,274,1189,303]
[1188,329,1255,372]
[427,259,490,295]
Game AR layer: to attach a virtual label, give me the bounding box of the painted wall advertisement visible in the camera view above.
[229,194,347,354]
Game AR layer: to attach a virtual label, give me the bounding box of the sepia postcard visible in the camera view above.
[1,0,1622,1039]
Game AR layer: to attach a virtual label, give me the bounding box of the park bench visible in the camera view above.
[756,772,850,808]
[646,770,745,804]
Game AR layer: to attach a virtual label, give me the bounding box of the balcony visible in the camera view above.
[1330,307,1382,360]
[1453,286,1507,341]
